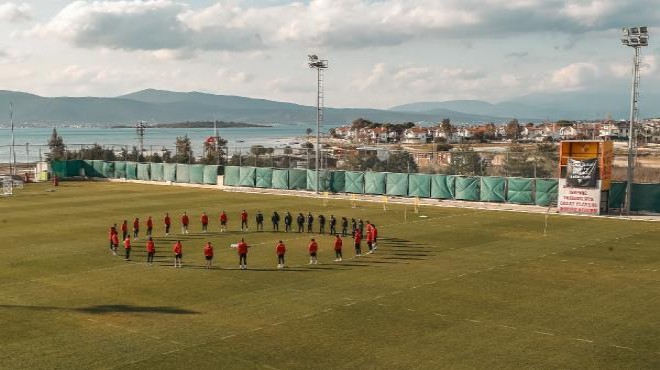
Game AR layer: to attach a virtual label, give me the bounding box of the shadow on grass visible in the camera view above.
[0,304,199,315]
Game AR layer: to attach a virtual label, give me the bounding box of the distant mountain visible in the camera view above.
[391,91,660,121]
[0,89,509,126]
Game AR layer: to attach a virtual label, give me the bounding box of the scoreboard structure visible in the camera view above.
[557,140,614,215]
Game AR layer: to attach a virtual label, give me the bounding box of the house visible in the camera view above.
[402,127,429,144]
[559,125,578,139]
[366,127,389,143]
[599,120,630,139]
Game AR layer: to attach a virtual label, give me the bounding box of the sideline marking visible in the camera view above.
[572,338,594,343]
[221,334,236,340]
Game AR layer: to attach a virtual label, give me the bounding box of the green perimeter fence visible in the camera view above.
[51,160,220,186]
[50,161,660,213]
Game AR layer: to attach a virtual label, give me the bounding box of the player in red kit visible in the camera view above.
[201,212,209,233]
[237,238,249,269]
[275,240,286,269]
[164,213,171,235]
[121,220,128,241]
[219,211,228,233]
[173,240,183,268]
[181,212,189,234]
[354,229,362,257]
[308,238,319,265]
[110,231,119,256]
[146,237,156,265]
[204,242,213,269]
[133,217,140,240]
[146,216,154,237]
[123,235,131,261]
[333,235,343,262]
[240,210,248,232]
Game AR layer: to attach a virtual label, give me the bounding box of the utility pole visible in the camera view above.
[308,55,328,194]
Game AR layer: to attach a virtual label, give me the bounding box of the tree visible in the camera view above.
[201,136,228,165]
[161,148,172,163]
[449,144,482,176]
[382,148,418,173]
[47,128,66,160]
[504,142,534,177]
[174,135,194,164]
[148,152,163,163]
[533,142,559,178]
[440,118,453,141]
[351,118,373,130]
[484,123,497,140]
[505,119,521,140]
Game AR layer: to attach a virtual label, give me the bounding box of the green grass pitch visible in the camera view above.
[1,181,659,369]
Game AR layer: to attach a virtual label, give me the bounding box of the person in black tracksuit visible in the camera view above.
[318,214,326,234]
[297,213,305,233]
[271,211,280,231]
[284,212,292,232]
[329,215,337,235]
[256,211,264,231]
[341,217,348,236]
[306,212,314,233]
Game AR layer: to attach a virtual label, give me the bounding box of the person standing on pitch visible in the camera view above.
[306,212,314,233]
[318,214,326,234]
[173,240,183,268]
[237,238,249,269]
[201,212,209,233]
[108,225,117,252]
[354,228,362,257]
[220,211,228,233]
[272,211,280,232]
[329,215,337,235]
[371,223,378,250]
[146,237,156,265]
[308,238,319,264]
[341,217,348,237]
[351,218,357,236]
[110,230,119,256]
[366,225,375,254]
[284,212,292,232]
[164,213,171,236]
[133,217,140,240]
[276,240,286,269]
[123,235,132,261]
[146,216,154,237]
[358,219,364,236]
[121,220,128,241]
[334,235,343,261]
[297,213,305,233]
[204,241,213,269]
[256,210,264,231]
[181,212,189,234]
[241,210,248,232]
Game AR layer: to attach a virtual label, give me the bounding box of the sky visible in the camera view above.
[0,0,658,109]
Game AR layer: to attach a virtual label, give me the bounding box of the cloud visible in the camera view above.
[0,2,31,22]
[545,62,600,91]
[34,0,660,53]
[217,68,254,84]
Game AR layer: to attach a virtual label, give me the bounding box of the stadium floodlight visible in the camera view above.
[308,54,328,194]
[621,26,649,215]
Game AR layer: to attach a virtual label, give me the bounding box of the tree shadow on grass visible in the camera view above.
[0,304,199,315]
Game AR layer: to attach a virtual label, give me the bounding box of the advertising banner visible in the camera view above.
[566,158,598,188]
[558,179,601,215]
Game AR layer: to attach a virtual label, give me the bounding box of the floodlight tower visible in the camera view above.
[136,120,147,156]
[621,26,649,215]
[308,54,328,194]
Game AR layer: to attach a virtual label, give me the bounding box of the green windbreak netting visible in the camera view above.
[66,159,82,177]
[203,165,219,185]
[51,160,67,178]
[163,163,177,182]
[92,160,105,178]
[631,183,660,213]
[102,161,115,178]
[176,164,190,183]
[386,172,409,196]
[256,167,273,188]
[330,171,345,193]
[272,169,288,189]
[307,170,331,192]
[507,177,534,204]
[408,173,432,198]
[82,160,94,177]
[455,177,480,201]
[344,171,364,194]
[223,166,240,186]
[431,175,455,199]
[137,163,151,181]
[189,164,205,184]
[364,172,386,195]
[288,169,307,190]
[114,161,126,178]
[480,176,506,202]
[125,162,138,180]
[150,163,164,182]
[608,182,626,209]
[239,166,256,187]
[535,179,558,206]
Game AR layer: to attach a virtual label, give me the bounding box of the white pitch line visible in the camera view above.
[272,321,287,326]
[410,285,421,289]
[572,338,594,343]
[221,334,236,340]
[534,331,555,336]
[497,324,517,330]
[162,349,180,355]
[343,302,356,307]
[405,308,415,312]
[251,327,264,332]
[610,344,635,351]
[466,319,481,323]
[302,313,315,318]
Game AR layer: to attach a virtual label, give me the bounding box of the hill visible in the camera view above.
[0,89,508,126]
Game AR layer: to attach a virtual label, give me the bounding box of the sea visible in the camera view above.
[0,124,326,161]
